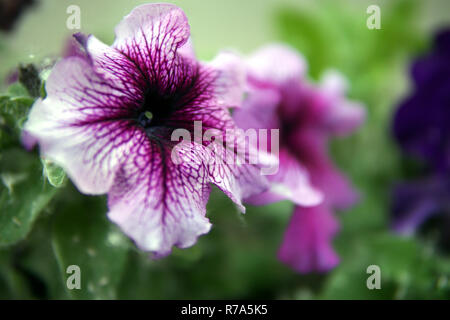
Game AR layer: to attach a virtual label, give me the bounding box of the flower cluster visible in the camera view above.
[23,4,364,271]
[392,28,450,245]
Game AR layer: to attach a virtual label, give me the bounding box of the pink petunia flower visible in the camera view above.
[233,44,365,273]
[23,4,270,257]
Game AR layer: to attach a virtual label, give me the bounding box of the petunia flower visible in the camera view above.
[392,28,450,245]
[22,3,270,257]
[233,44,365,273]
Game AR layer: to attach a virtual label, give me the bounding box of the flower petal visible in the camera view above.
[291,128,359,209]
[168,66,272,206]
[23,57,137,194]
[205,139,270,211]
[113,3,190,83]
[391,176,447,235]
[76,4,192,96]
[177,37,196,60]
[319,70,366,136]
[393,77,450,172]
[278,205,340,273]
[246,44,307,86]
[234,83,322,207]
[107,136,268,256]
[233,84,281,130]
[245,149,322,207]
[107,138,213,257]
[208,51,246,108]
[113,3,189,51]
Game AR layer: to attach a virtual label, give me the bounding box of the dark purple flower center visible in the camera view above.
[276,91,319,167]
[126,60,212,141]
[136,88,178,129]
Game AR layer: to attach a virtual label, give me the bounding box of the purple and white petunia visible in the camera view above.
[23,4,269,256]
[234,44,365,273]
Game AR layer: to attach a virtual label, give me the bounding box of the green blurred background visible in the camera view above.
[0,0,449,299]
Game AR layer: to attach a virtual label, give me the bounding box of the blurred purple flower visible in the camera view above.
[393,29,450,173]
[234,45,365,273]
[23,4,268,257]
[392,175,450,235]
[392,29,450,239]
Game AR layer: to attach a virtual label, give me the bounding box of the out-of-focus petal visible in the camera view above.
[291,128,359,209]
[233,84,281,130]
[278,205,340,273]
[245,149,322,207]
[207,51,246,108]
[392,176,449,235]
[246,44,307,86]
[319,70,366,136]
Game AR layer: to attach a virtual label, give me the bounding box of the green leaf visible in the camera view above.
[0,149,58,246]
[41,159,66,188]
[321,233,450,299]
[12,217,69,299]
[0,82,61,247]
[6,83,29,98]
[40,80,47,99]
[52,194,129,299]
[276,0,425,81]
[0,83,34,150]
[276,8,331,79]
[0,249,35,299]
